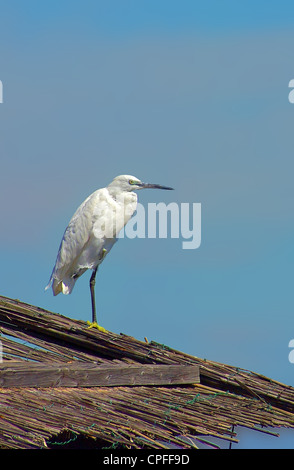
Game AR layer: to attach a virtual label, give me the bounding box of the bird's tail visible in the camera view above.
[45,276,76,295]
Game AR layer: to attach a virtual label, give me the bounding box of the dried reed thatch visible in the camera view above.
[1,294,294,449]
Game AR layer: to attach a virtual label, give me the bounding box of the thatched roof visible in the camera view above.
[1,294,294,449]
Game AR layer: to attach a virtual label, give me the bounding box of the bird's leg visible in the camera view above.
[90,266,98,324]
[87,249,108,332]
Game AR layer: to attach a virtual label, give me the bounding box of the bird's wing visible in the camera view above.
[47,189,105,286]
[92,190,138,239]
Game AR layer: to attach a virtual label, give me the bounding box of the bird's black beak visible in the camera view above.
[139,182,174,190]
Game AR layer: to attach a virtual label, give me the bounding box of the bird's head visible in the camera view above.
[108,175,174,193]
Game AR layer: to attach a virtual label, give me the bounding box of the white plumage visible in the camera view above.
[45,174,173,330]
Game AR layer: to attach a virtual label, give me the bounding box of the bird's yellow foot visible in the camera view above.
[87,321,107,333]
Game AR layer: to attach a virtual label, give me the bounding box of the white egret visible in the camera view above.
[45,175,173,332]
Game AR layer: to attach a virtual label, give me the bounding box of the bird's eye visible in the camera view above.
[129,179,135,185]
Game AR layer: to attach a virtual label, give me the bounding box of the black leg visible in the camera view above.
[90,267,98,324]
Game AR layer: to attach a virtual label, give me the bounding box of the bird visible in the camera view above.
[45,175,174,332]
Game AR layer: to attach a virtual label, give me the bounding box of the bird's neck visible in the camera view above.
[108,188,137,205]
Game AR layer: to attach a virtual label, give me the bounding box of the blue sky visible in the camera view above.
[1,0,294,448]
